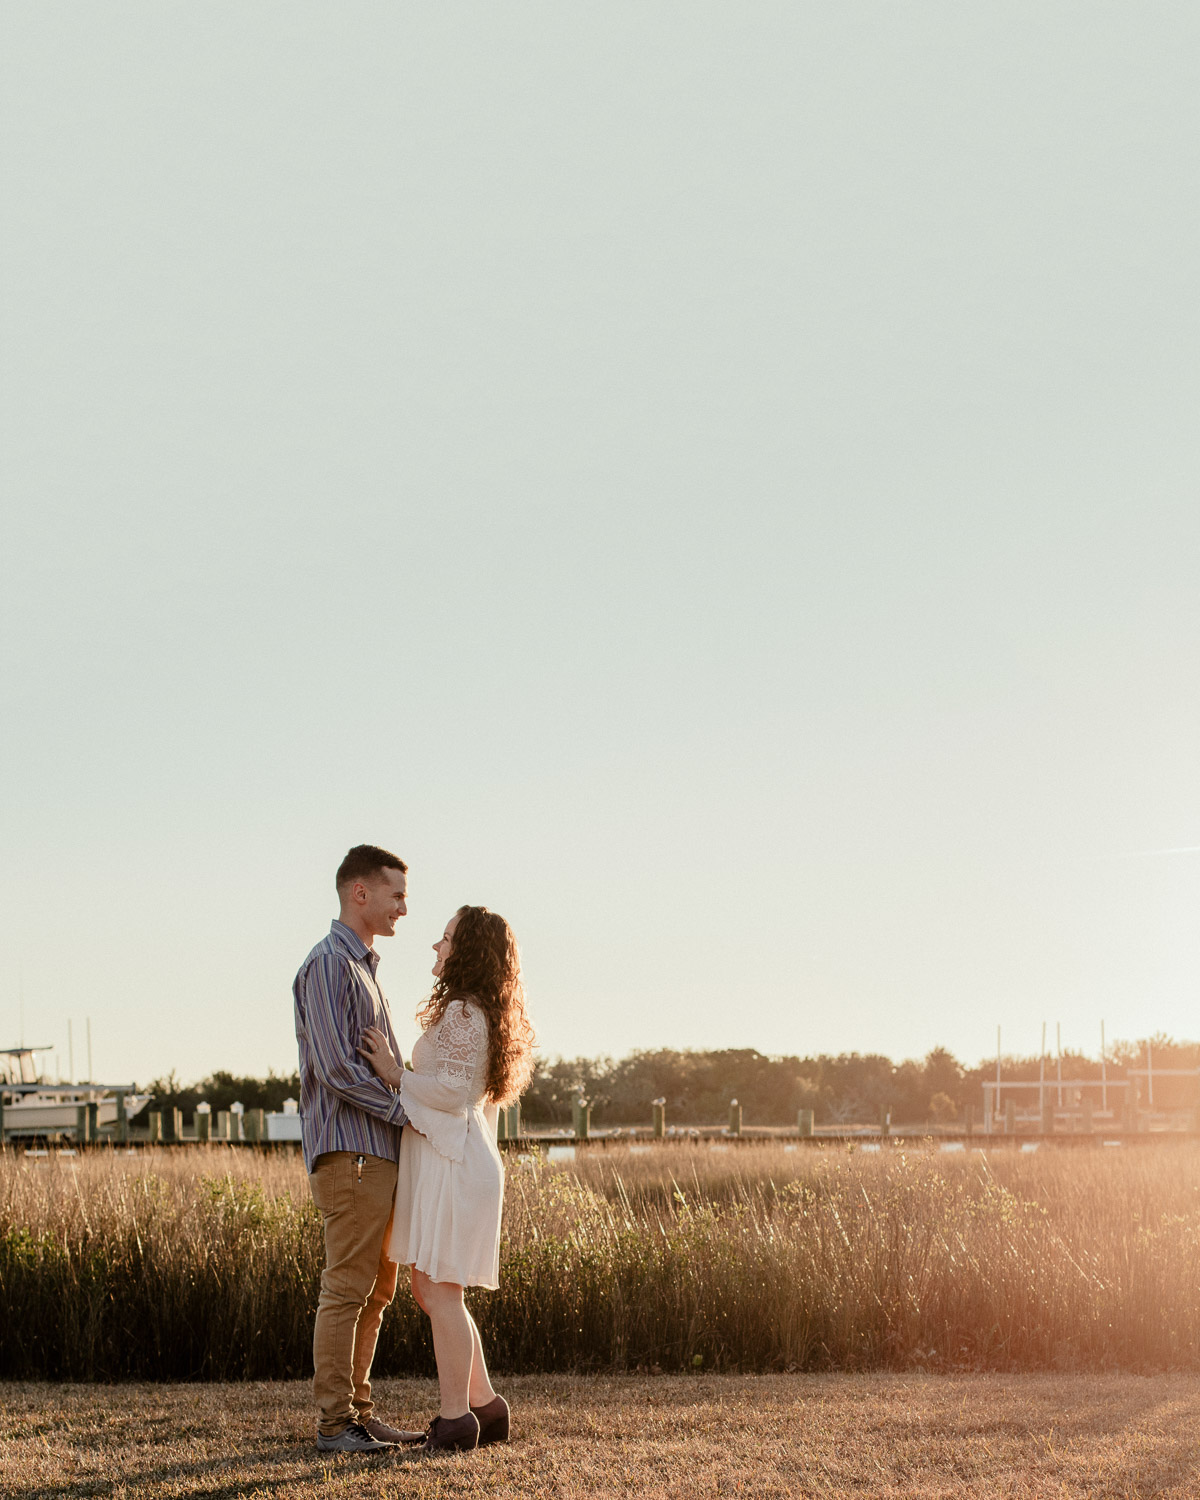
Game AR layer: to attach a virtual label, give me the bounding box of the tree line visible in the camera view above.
[146,1035,1197,1128]
[523,1036,1198,1127]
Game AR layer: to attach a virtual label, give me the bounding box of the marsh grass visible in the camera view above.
[3,1142,1200,1380]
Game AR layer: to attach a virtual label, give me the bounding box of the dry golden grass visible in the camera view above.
[6,1141,1200,1378]
[3,1373,1200,1498]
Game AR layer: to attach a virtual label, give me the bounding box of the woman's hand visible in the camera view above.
[358,1025,405,1088]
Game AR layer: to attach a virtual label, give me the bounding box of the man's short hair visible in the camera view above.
[336,844,408,891]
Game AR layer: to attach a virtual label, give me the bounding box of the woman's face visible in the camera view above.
[432,912,461,978]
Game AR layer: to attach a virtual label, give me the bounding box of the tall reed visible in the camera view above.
[2,1142,1199,1379]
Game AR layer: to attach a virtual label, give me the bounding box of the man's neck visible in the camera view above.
[337,911,376,949]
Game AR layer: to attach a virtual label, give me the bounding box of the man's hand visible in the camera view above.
[358,1026,405,1087]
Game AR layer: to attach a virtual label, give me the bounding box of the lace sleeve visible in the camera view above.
[434,1003,487,1089]
[399,1003,488,1163]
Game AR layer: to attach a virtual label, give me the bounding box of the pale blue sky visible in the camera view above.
[2,4,1198,1086]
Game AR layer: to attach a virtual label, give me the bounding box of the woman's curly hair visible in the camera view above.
[417,905,535,1104]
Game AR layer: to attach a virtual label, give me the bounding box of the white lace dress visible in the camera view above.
[387,998,504,1288]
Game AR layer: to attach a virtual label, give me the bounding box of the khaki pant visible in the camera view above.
[308,1150,399,1436]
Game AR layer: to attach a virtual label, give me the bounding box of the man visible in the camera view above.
[294,844,420,1453]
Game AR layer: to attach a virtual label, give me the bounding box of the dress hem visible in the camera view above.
[396,1253,499,1291]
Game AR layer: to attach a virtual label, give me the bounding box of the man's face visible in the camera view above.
[358,868,408,938]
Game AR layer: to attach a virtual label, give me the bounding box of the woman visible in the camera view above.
[360,905,534,1454]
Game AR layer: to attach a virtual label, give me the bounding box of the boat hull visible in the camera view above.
[4,1098,125,1135]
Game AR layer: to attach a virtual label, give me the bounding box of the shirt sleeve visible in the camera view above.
[299,952,407,1127]
[399,1003,487,1161]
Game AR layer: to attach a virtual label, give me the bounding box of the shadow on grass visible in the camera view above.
[22,1442,424,1500]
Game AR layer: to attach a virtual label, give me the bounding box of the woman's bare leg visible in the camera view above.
[413,1269,472,1418]
[465,1308,497,1407]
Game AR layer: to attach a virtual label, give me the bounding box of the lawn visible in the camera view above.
[3,1374,1200,1499]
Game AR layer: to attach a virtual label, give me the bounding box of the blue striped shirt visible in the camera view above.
[293,920,408,1172]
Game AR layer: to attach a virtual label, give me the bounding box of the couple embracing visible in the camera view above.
[292,843,535,1457]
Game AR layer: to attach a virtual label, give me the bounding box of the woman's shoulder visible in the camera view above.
[440,994,489,1034]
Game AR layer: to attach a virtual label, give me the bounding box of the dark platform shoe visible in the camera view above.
[415,1411,480,1454]
[470,1394,510,1446]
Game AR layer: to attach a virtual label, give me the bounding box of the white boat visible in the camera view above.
[0,1046,149,1139]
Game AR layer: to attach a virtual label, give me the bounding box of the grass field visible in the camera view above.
[3,1373,1200,1498]
[4,1141,1200,1378]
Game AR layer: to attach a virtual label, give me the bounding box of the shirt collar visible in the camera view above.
[330,919,375,965]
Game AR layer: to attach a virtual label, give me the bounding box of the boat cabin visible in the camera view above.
[0,1046,53,1090]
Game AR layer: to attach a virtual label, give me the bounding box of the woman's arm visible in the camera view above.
[396,1003,488,1161]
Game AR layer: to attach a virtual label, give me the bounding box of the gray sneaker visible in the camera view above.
[316,1421,392,1454]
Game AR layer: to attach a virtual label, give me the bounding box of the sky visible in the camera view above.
[2,3,1198,1088]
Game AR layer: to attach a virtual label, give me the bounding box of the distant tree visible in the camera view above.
[143,1069,300,1117]
[521,1056,610,1125]
[144,1070,203,1118]
[923,1047,964,1101]
[200,1070,301,1113]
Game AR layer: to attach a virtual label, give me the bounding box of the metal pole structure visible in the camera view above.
[1101,1020,1108,1112]
[67,1019,74,1084]
[1056,1022,1063,1106]
[1040,1022,1046,1128]
[1148,1038,1155,1110]
[86,1018,93,1085]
